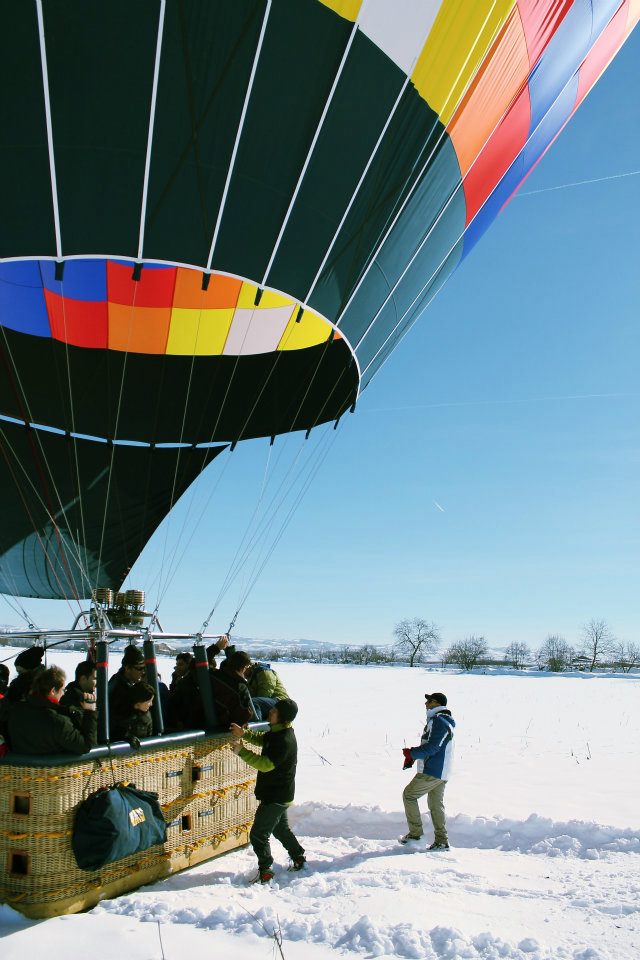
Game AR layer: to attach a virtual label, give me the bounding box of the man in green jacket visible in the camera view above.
[230,698,305,883]
[247,662,290,721]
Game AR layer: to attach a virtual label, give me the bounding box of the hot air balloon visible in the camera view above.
[0,0,638,605]
[1,0,637,922]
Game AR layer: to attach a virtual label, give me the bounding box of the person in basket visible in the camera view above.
[400,692,455,851]
[229,698,305,883]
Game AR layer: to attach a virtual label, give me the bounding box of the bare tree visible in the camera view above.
[444,635,488,671]
[393,618,440,667]
[580,618,615,672]
[612,640,640,673]
[536,635,574,672]
[504,641,531,670]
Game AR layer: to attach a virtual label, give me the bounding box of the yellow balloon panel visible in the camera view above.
[236,282,295,310]
[412,0,517,126]
[278,309,333,351]
[317,0,363,22]
[166,307,234,356]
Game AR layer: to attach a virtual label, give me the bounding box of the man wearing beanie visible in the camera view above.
[108,645,146,732]
[400,692,455,851]
[3,647,46,706]
[229,698,305,883]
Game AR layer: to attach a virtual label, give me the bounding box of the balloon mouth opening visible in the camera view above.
[0,256,350,361]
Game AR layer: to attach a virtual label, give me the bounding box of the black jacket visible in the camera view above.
[7,695,97,755]
[111,708,153,743]
[167,667,205,729]
[211,666,254,727]
[254,726,298,804]
[108,669,133,713]
[60,680,85,711]
[5,670,38,703]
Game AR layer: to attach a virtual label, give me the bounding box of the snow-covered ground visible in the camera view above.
[1,653,639,959]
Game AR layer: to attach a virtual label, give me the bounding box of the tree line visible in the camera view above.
[248,618,639,672]
[391,616,639,672]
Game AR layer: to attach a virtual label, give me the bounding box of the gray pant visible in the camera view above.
[249,801,305,871]
[402,773,448,844]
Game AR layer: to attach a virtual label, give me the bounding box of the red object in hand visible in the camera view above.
[402,748,414,769]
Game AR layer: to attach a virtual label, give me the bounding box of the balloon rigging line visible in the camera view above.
[334,0,504,330]
[214,330,356,621]
[58,271,92,605]
[149,0,298,611]
[151,280,214,610]
[302,37,431,305]
[147,445,234,615]
[218,432,320,609]
[93,281,139,598]
[0,422,85,621]
[0,269,91,609]
[157,302,318,622]
[261,11,361,288]
[35,0,62,260]
[231,441,275,607]
[198,427,328,634]
[233,428,336,613]
[152,275,276,612]
[152,273,278,612]
[0,577,36,629]
[515,168,640,197]
[201,332,358,633]
[203,425,335,633]
[233,422,342,622]
[359,9,631,384]
[205,0,272,272]
[137,0,166,262]
[303,75,411,302]
[158,263,338,625]
[0,324,91,614]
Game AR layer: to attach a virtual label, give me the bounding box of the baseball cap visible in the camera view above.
[425,692,447,706]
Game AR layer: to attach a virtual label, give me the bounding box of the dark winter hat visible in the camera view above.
[274,699,298,723]
[15,646,45,672]
[425,692,447,706]
[121,645,145,667]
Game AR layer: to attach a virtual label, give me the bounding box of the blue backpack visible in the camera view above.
[72,783,166,871]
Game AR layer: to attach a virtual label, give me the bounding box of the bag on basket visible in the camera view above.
[72,783,167,871]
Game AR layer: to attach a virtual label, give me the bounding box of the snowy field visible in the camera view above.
[1,652,639,960]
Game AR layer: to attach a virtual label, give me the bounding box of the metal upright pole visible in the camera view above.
[96,636,110,744]
[193,639,218,729]
[143,636,164,735]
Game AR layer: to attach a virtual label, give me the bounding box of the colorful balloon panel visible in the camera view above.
[0,260,333,356]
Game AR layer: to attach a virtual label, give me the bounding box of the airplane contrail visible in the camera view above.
[433,501,445,513]
[364,392,637,414]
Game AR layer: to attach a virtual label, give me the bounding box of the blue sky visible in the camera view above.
[11,28,640,652]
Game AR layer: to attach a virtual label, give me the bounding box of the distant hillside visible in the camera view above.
[170,635,348,653]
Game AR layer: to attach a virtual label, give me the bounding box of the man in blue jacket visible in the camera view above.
[400,692,455,850]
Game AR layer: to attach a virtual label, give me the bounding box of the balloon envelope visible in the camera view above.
[0,0,636,598]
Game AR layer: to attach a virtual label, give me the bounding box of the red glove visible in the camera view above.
[402,748,414,769]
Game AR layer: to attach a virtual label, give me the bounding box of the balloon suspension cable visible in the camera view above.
[0,578,37,630]
[197,308,355,633]
[0,416,90,620]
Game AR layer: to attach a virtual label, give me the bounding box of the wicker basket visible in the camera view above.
[0,732,258,918]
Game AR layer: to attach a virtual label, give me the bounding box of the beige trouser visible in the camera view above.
[402,773,448,844]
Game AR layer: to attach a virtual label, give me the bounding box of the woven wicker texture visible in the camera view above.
[0,733,257,915]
